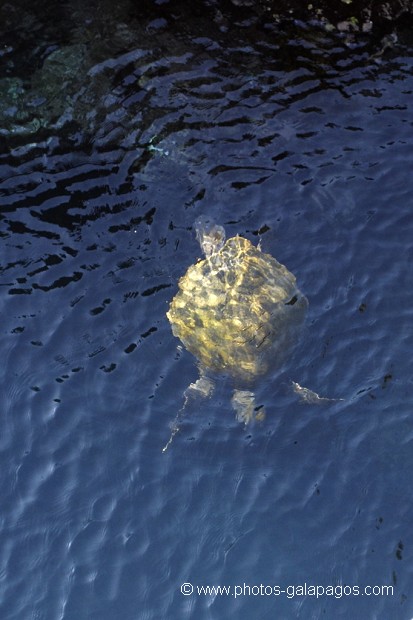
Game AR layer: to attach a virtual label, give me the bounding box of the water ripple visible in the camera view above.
[1,3,413,619]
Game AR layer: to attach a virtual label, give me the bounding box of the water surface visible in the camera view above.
[1,2,413,619]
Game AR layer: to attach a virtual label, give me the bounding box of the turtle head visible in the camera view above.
[194,216,226,258]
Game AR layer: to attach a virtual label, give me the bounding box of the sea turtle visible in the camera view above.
[164,217,309,448]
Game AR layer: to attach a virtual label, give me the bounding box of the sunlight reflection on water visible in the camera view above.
[1,2,413,619]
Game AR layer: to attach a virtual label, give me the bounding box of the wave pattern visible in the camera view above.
[1,2,413,619]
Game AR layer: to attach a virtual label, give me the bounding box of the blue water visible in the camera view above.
[1,3,413,619]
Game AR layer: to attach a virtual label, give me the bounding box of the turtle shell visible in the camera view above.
[167,235,307,383]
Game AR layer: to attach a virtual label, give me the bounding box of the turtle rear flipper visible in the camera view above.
[291,381,344,404]
[162,373,214,453]
[184,374,214,402]
[231,389,266,424]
